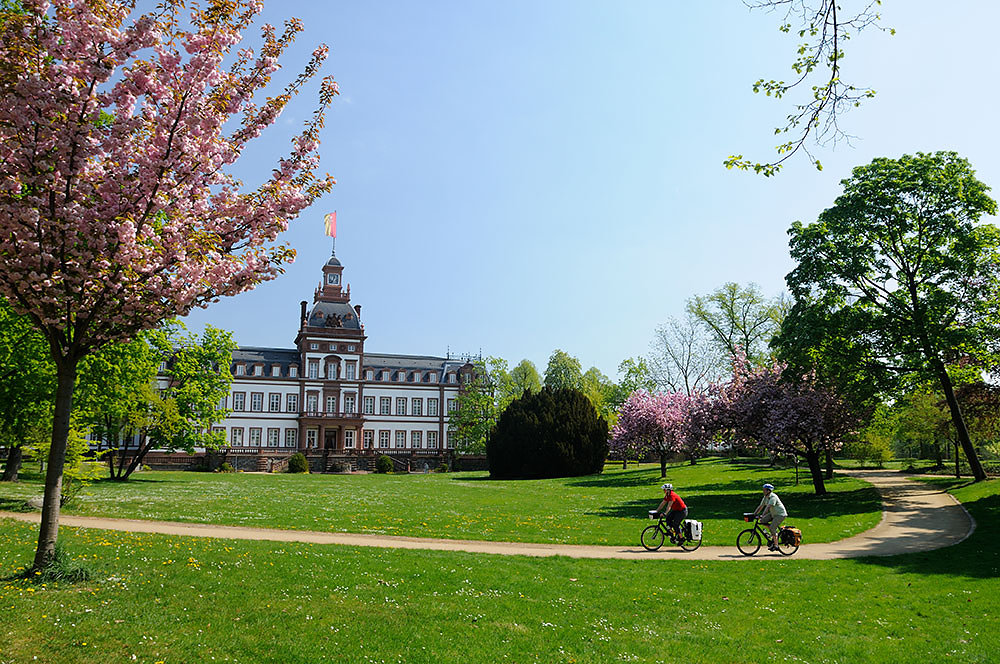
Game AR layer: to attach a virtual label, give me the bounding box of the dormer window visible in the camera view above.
[253,365,263,376]
[235,364,246,376]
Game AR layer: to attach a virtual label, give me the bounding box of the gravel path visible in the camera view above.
[0,470,975,560]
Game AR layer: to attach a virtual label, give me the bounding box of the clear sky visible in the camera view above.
[182,1,1000,380]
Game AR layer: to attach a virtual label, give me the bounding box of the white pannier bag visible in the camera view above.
[686,519,702,539]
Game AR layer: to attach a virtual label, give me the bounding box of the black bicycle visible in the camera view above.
[736,513,800,556]
[641,511,703,552]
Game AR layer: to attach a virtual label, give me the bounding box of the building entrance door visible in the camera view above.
[325,429,338,450]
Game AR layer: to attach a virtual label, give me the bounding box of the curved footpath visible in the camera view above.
[0,470,975,561]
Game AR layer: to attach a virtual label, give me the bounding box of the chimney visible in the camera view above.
[354,304,362,319]
[300,301,308,328]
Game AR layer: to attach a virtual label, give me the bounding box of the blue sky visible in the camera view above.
[182,1,1000,380]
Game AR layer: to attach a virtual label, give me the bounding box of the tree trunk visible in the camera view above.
[954,441,961,479]
[933,358,987,481]
[659,452,667,478]
[824,449,833,480]
[804,449,826,495]
[2,444,23,482]
[32,359,78,571]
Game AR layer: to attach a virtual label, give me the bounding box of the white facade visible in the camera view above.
[216,248,470,461]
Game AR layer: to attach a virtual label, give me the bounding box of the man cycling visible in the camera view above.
[653,483,688,542]
[751,483,787,551]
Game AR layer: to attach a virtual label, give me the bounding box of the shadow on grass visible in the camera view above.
[0,497,35,512]
[586,486,882,521]
[855,492,1000,579]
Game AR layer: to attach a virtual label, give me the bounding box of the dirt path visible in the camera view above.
[0,470,975,560]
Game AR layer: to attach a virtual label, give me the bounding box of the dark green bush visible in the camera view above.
[487,387,608,479]
[287,453,309,474]
[436,462,449,473]
[375,455,393,473]
[218,462,235,473]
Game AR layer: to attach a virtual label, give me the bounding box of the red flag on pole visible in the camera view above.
[324,211,337,237]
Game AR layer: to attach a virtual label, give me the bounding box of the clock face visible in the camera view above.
[327,273,340,285]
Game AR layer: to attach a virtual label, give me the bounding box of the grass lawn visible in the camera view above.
[1,477,997,663]
[0,458,881,547]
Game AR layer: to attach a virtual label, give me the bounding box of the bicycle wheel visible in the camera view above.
[680,528,703,552]
[776,529,800,556]
[641,525,665,551]
[736,528,761,556]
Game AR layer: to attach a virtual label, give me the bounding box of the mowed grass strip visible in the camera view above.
[1,477,997,664]
[0,459,880,546]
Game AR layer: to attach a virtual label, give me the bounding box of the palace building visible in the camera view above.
[168,244,473,473]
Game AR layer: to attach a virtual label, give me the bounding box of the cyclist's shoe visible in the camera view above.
[768,544,778,551]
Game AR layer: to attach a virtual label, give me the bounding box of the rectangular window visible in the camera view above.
[326,396,337,413]
[398,371,406,382]
[395,431,406,448]
[308,361,318,379]
[381,370,389,381]
[365,369,374,381]
[306,429,318,448]
[345,363,356,380]
[344,430,356,448]
[272,366,281,377]
[269,393,281,412]
[310,342,319,350]
[380,397,391,415]
[249,428,262,446]
[287,393,299,413]
[285,429,297,447]
[344,395,356,414]
[363,396,375,415]
[306,394,318,413]
[447,398,457,412]
[379,431,390,448]
[428,398,438,416]
[363,430,374,449]
[427,431,438,449]
[230,428,244,446]
[267,428,280,446]
[411,431,422,448]
[235,364,246,376]
[250,393,263,412]
[396,397,406,416]
[289,366,298,378]
[430,373,438,383]
[445,432,450,449]
[411,398,422,416]
[448,373,456,383]
[218,395,227,410]
[254,365,263,376]
[232,392,246,411]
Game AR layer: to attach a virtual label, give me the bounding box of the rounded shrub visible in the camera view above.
[487,387,608,479]
[218,462,235,473]
[375,454,394,474]
[287,452,309,474]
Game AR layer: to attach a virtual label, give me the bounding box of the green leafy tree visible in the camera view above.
[75,323,234,480]
[609,357,657,409]
[0,298,54,481]
[75,330,165,479]
[786,151,1000,481]
[580,366,615,424]
[543,349,583,391]
[449,357,513,455]
[687,282,787,368]
[509,359,542,397]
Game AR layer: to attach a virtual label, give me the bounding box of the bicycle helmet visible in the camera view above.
[762,483,774,490]
[661,483,673,491]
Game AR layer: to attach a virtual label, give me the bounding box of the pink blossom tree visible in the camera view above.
[610,390,707,477]
[0,0,336,570]
[718,355,858,495]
